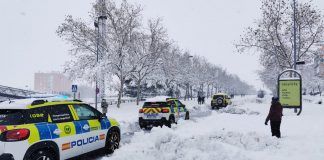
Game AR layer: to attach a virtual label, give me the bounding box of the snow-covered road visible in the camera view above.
[96,95,324,160]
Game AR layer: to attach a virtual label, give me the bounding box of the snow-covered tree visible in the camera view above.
[236,0,324,92]
[131,19,169,105]
[58,0,255,107]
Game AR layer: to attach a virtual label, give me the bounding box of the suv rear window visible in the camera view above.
[213,95,224,99]
[143,102,168,108]
[0,109,24,125]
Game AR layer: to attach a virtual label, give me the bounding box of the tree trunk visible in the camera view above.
[207,84,210,98]
[190,85,193,100]
[117,78,124,108]
[136,79,141,106]
[211,86,214,96]
[176,84,179,98]
[185,83,189,101]
[201,83,204,97]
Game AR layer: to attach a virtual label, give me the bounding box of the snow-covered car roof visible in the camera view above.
[213,93,228,96]
[0,97,76,110]
[145,96,173,103]
[0,98,38,109]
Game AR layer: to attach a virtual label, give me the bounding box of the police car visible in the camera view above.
[138,96,189,129]
[0,98,120,160]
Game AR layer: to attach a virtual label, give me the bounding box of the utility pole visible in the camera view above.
[293,0,298,113]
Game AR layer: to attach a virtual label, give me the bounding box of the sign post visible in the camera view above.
[72,85,78,100]
[277,69,302,115]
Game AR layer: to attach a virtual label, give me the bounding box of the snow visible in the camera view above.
[144,96,171,103]
[0,96,75,109]
[212,92,228,95]
[280,69,301,74]
[99,95,324,160]
[278,78,301,80]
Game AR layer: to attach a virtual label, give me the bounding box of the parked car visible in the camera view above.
[211,93,232,109]
[138,96,189,129]
[0,98,120,160]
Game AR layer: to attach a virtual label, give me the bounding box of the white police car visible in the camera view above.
[138,96,189,129]
[0,98,120,160]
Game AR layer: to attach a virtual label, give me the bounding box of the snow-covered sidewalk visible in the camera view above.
[101,96,324,160]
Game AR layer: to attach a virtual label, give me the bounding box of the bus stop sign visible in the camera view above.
[279,80,301,107]
[278,69,302,115]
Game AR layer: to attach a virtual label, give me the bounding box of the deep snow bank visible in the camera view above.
[104,98,280,160]
[218,106,260,115]
[100,96,324,160]
[106,118,279,160]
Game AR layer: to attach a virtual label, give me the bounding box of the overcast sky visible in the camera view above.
[0,0,323,90]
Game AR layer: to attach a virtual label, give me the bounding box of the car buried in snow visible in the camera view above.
[138,96,189,129]
[211,93,232,109]
[0,98,120,160]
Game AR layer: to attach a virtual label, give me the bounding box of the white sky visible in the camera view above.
[0,0,323,90]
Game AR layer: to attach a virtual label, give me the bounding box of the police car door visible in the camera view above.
[170,100,179,121]
[47,105,83,159]
[72,104,106,153]
[175,100,185,119]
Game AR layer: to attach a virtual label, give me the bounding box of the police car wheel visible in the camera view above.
[185,112,190,120]
[167,116,175,128]
[30,150,55,160]
[140,124,146,129]
[106,130,120,154]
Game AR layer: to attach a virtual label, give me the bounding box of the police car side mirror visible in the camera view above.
[99,113,107,120]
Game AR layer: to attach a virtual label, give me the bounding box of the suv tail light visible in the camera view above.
[0,126,7,133]
[161,108,170,113]
[139,109,144,113]
[1,129,30,142]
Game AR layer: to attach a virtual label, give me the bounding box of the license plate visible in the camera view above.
[145,113,158,119]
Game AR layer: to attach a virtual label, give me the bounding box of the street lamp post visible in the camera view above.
[293,0,297,71]
[94,15,107,110]
[94,21,99,109]
[293,0,298,113]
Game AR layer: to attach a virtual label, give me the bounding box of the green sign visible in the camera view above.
[279,80,301,107]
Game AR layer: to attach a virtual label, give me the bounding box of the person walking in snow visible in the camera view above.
[265,97,283,138]
[101,99,108,114]
[197,91,202,104]
[197,96,201,104]
[202,96,205,104]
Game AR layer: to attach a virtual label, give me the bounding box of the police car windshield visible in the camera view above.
[143,102,168,108]
[0,109,24,125]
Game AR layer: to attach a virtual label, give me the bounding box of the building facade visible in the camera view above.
[34,72,72,94]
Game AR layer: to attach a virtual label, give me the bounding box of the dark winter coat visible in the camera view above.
[266,101,283,122]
